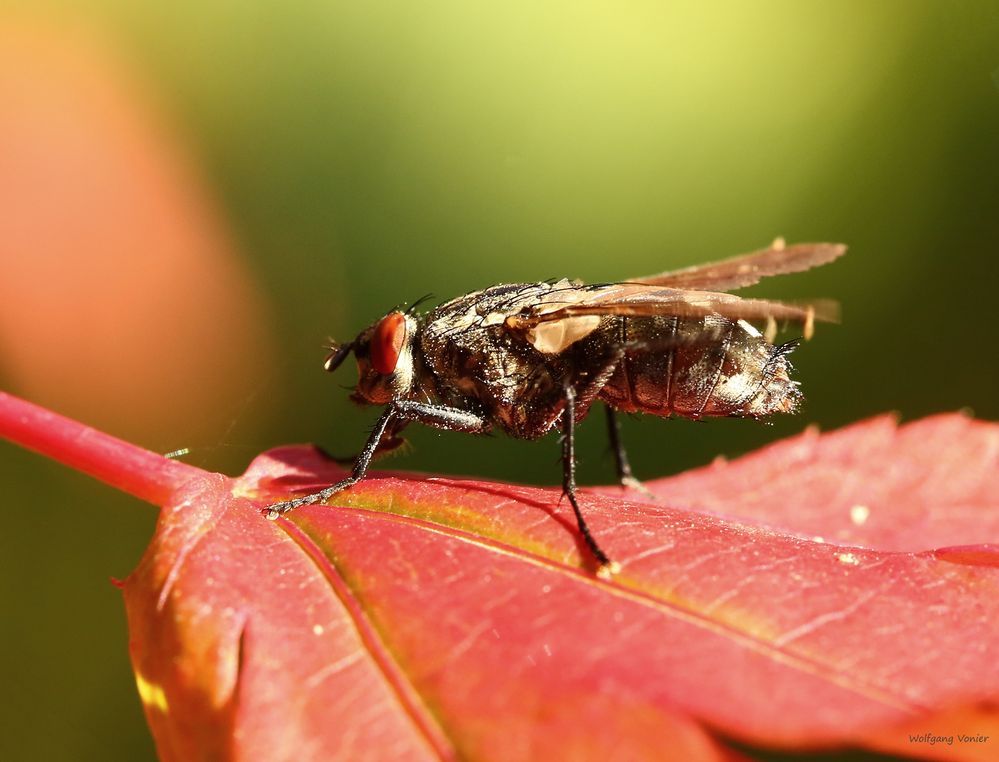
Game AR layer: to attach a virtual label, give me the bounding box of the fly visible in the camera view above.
[264,238,845,578]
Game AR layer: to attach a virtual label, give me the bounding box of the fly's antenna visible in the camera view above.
[323,340,354,373]
[405,293,435,315]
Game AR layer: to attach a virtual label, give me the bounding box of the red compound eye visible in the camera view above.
[371,312,407,374]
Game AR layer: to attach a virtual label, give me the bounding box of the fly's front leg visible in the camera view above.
[392,400,492,434]
[327,420,409,465]
[562,387,620,579]
[604,405,654,498]
[263,401,489,519]
[263,405,400,518]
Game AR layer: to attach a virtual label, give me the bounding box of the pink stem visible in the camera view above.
[0,391,205,506]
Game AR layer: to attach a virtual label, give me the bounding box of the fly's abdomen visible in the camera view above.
[600,316,801,419]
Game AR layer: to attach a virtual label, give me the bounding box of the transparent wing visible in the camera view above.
[629,239,846,291]
[506,283,839,342]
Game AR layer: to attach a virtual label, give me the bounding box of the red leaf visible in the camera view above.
[624,413,999,551]
[2,392,998,761]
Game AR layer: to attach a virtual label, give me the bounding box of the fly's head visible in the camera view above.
[324,311,420,405]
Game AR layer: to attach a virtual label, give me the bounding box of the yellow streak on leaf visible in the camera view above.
[134,671,169,714]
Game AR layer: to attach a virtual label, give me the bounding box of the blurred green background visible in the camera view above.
[1,1,997,759]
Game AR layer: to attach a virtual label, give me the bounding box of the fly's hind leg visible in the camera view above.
[263,401,489,518]
[604,405,655,498]
[562,386,620,579]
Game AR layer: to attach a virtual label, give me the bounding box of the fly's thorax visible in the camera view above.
[418,283,548,399]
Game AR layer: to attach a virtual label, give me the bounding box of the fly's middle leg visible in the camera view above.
[263,401,489,518]
[562,386,620,579]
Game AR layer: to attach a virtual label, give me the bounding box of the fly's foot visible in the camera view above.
[596,560,622,580]
[261,483,347,521]
[620,475,656,499]
[263,503,291,521]
[263,498,303,520]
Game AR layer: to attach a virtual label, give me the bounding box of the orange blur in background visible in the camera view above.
[0,21,277,445]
